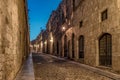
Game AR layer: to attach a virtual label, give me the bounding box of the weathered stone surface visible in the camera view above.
[0,0,30,80]
[70,0,120,71]
[33,53,114,80]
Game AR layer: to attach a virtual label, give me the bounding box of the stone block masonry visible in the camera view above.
[0,0,30,80]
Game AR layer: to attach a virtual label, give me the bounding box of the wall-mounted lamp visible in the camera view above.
[50,38,53,42]
[41,42,43,47]
[44,41,47,44]
[62,26,66,31]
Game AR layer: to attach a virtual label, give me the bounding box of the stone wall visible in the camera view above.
[66,0,120,71]
[0,0,29,80]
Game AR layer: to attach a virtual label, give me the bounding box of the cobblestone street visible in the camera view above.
[32,53,115,80]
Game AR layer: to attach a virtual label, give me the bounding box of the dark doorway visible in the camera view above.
[73,0,75,10]
[53,42,55,54]
[79,35,84,58]
[43,43,45,53]
[64,35,68,57]
[99,33,112,67]
[68,40,70,59]
[72,33,75,58]
[47,40,50,54]
[57,41,59,55]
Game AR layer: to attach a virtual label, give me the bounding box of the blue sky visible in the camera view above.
[28,0,62,41]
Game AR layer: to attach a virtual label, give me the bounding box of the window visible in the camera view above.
[101,9,108,21]
[79,21,83,28]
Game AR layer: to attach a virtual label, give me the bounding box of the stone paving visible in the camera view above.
[32,53,115,80]
[15,54,35,80]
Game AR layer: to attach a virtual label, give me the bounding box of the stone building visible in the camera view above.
[40,30,48,53]
[30,39,37,52]
[35,0,120,72]
[61,0,120,72]
[0,0,30,80]
[33,30,48,53]
[41,0,74,56]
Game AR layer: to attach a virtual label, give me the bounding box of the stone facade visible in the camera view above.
[69,0,120,71]
[34,0,120,73]
[42,0,73,56]
[33,30,48,53]
[0,0,30,80]
[64,0,120,71]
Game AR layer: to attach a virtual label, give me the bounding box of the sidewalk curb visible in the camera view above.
[15,53,35,80]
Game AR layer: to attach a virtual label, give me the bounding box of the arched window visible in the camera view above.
[99,33,112,67]
[78,35,84,58]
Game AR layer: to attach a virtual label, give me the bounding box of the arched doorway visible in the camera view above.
[78,35,84,58]
[53,42,55,54]
[68,40,70,58]
[57,41,59,55]
[47,40,49,54]
[64,35,68,57]
[99,33,112,67]
[72,33,75,58]
[43,43,45,53]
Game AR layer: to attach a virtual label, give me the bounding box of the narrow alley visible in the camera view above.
[1,0,120,80]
